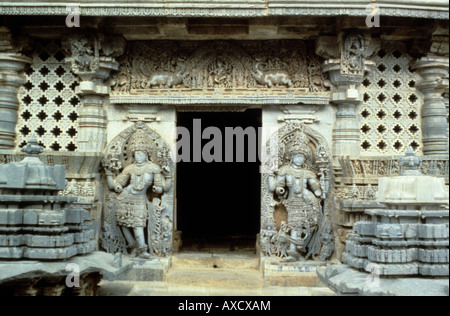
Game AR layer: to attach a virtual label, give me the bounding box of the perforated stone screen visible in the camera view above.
[359,42,423,156]
[16,40,80,151]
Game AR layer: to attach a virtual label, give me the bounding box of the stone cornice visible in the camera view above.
[0,1,448,19]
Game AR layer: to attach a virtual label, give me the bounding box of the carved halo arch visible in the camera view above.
[102,122,174,174]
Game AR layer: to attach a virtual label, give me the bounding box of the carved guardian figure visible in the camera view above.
[105,128,172,259]
[268,131,323,261]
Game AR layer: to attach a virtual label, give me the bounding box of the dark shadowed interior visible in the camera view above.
[177,109,261,252]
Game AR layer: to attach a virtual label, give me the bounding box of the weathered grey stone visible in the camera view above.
[0,138,95,261]
[23,246,78,260]
[0,209,22,225]
[342,149,449,277]
[0,247,23,259]
[24,234,75,248]
[354,222,376,236]
[419,264,449,276]
[346,240,368,258]
[76,240,97,255]
[116,258,171,282]
[317,264,449,296]
[418,224,449,239]
[0,252,134,292]
[367,247,418,264]
[418,249,449,263]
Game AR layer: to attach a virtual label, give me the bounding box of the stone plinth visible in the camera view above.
[342,149,449,277]
[378,176,448,207]
[0,138,96,260]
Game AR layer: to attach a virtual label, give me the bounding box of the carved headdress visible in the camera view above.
[127,128,153,155]
[284,131,313,162]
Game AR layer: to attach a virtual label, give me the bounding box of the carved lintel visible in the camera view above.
[277,108,320,124]
[126,114,161,123]
[110,40,327,94]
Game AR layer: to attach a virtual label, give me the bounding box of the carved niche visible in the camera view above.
[63,32,100,75]
[340,32,366,79]
[260,122,334,262]
[101,123,174,257]
[110,40,327,94]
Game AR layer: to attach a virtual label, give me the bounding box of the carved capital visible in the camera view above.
[429,24,449,57]
[277,107,320,124]
[413,56,449,93]
[315,36,339,60]
[318,31,378,89]
[102,36,127,59]
[0,27,34,55]
[62,31,121,81]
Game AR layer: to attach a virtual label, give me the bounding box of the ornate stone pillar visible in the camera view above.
[412,26,449,155]
[0,28,32,149]
[63,33,125,152]
[316,31,378,158]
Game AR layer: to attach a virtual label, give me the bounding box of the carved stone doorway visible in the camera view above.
[176,109,261,253]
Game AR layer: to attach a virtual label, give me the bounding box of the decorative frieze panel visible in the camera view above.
[110,40,327,102]
[336,156,449,184]
[359,42,423,156]
[16,40,80,151]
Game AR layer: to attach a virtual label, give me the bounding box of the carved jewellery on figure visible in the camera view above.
[284,130,313,163]
[127,128,153,156]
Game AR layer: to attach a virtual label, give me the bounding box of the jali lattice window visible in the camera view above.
[16,40,80,151]
[359,42,423,156]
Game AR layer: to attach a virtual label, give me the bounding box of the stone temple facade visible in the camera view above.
[0,1,448,296]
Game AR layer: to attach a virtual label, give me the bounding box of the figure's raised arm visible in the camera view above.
[106,168,130,193]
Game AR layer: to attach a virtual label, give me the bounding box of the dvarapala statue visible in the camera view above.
[105,128,172,259]
[268,131,324,261]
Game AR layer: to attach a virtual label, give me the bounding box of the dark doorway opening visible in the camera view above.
[176,109,261,253]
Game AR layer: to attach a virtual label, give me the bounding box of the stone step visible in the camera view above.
[98,280,336,296]
[262,259,327,288]
[264,271,325,288]
[166,267,264,290]
[171,252,260,270]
